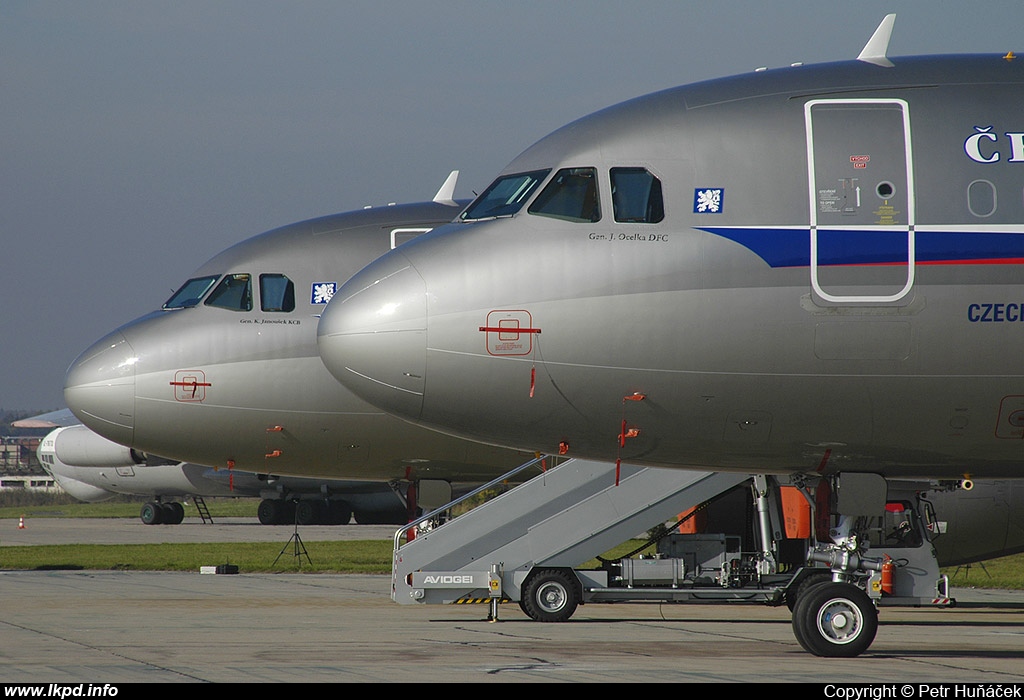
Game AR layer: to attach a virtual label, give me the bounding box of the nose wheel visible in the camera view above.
[791,581,878,657]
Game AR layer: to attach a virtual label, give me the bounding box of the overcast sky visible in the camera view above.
[3,1,1023,411]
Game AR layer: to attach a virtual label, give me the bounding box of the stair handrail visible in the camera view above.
[393,454,551,551]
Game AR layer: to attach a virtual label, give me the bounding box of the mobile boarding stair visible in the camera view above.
[391,457,752,615]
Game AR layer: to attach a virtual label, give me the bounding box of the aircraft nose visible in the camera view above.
[63,330,137,446]
[317,251,427,420]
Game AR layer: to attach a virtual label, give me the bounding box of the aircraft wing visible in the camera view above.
[12,407,79,429]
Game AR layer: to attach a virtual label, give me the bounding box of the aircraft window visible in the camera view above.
[460,169,551,220]
[205,273,252,312]
[528,167,601,223]
[259,274,295,312]
[967,180,996,218]
[611,167,664,223]
[163,275,219,309]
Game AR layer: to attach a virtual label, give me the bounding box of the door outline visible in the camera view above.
[805,98,916,303]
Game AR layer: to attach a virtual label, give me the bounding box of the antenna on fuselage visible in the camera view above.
[858,13,896,67]
[433,170,460,206]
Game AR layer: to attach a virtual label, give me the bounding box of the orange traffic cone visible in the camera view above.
[18,516,25,529]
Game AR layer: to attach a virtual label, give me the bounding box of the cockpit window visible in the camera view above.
[528,167,600,223]
[459,169,550,220]
[611,167,664,223]
[205,273,252,312]
[163,275,219,309]
[260,274,295,312]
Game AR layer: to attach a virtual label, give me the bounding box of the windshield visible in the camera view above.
[205,273,252,312]
[528,167,600,223]
[460,169,550,221]
[163,275,219,309]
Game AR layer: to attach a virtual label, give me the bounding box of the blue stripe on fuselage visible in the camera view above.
[697,227,1024,268]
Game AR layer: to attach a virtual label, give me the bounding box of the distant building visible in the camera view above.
[0,436,44,475]
[0,474,58,492]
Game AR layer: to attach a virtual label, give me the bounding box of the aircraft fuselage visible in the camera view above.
[319,55,1024,479]
[64,201,529,482]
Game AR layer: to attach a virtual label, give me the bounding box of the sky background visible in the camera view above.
[3,0,1023,411]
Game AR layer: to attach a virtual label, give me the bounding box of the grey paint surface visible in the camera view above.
[320,54,1024,479]
[64,200,532,483]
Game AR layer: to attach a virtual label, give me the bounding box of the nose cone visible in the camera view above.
[317,251,427,421]
[63,330,137,446]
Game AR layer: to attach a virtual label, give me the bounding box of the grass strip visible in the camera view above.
[0,539,1021,589]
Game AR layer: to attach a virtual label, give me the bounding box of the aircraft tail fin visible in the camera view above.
[857,13,896,67]
[433,170,459,206]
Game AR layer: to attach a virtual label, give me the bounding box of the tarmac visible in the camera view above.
[1,516,1024,684]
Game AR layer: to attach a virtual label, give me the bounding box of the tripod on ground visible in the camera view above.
[274,500,312,567]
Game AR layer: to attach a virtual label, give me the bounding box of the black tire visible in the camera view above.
[280,500,297,524]
[792,582,878,657]
[162,502,185,525]
[257,499,281,525]
[520,569,580,623]
[786,570,831,611]
[140,501,163,525]
[295,500,322,525]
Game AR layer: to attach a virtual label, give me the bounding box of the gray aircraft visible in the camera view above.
[37,424,409,525]
[62,174,531,502]
[316,16,1024,654]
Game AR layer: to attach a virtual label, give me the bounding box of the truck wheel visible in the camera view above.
[521,569,580,623]
[792,582,877,657]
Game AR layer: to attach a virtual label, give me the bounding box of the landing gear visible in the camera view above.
[259,498,354,524]
[791,581,878,657]
[295,499,323,525]
[140,501,162,525]
[140,500,185,524]
[162,501,185,525]
[785,570,831,611]
[520,569,580,623]
[258,498,282,524]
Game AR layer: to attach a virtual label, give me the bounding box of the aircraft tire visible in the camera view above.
[140,501,163,525]
[520,569,580,623]
[792,581,877,657]
[258,499,282,525]
[785,570,831,611]
[295,500,323,525]
[162,502,185,525]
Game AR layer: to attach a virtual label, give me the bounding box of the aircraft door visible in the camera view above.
[805,99,915,303]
